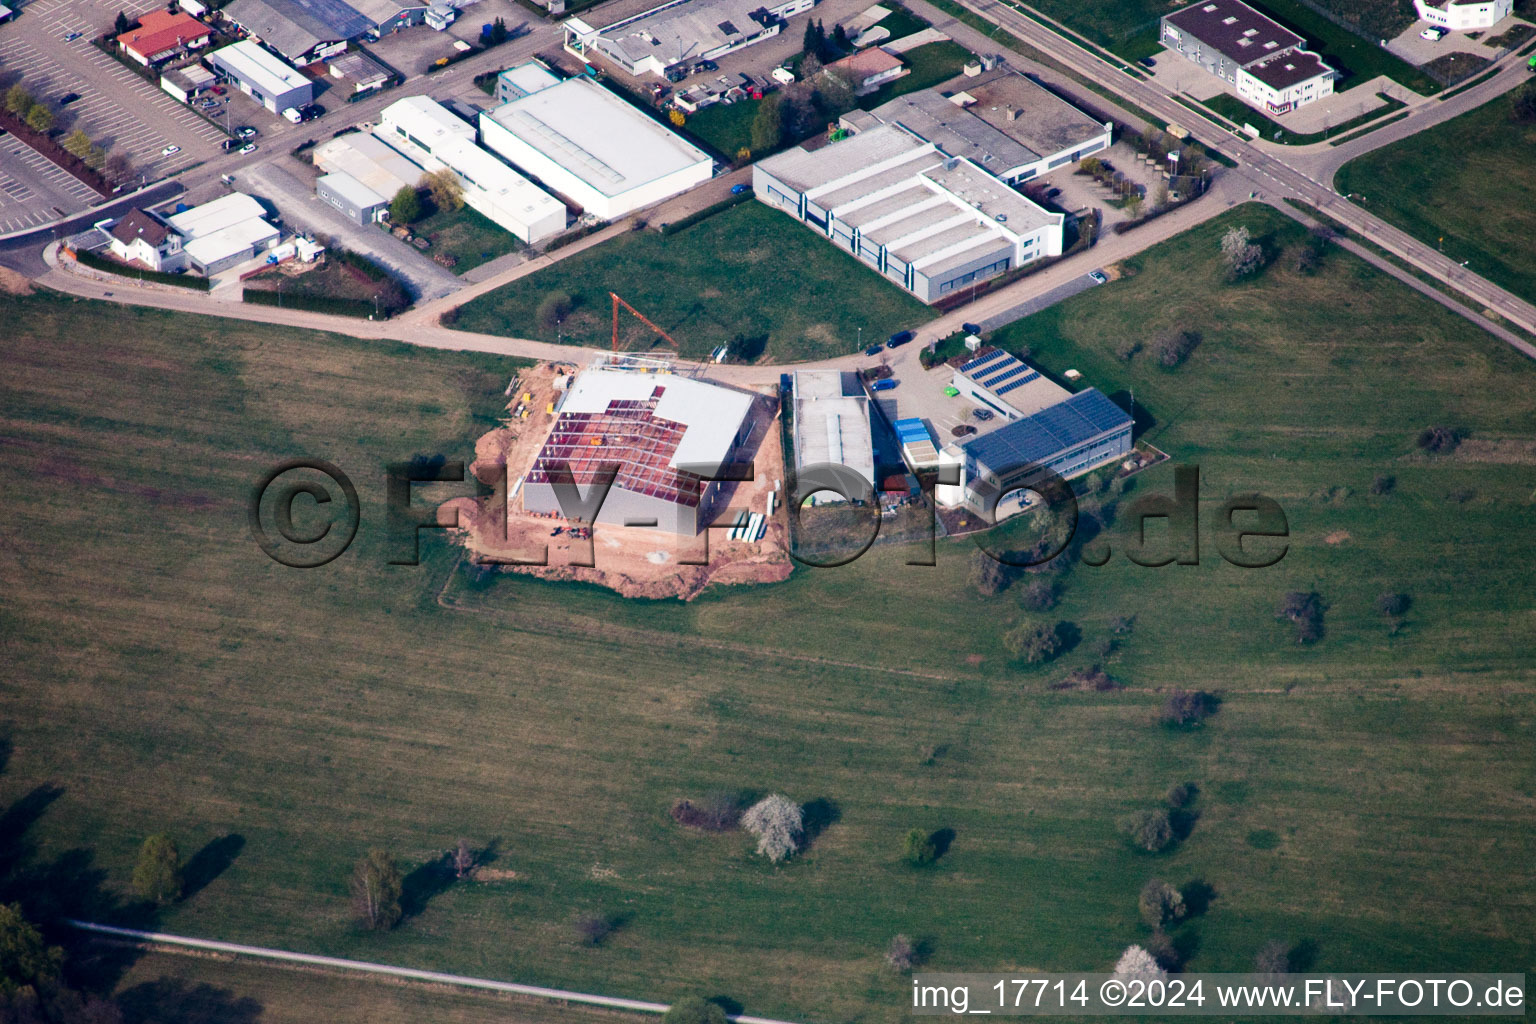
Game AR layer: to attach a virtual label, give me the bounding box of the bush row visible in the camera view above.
[73,248,210,290]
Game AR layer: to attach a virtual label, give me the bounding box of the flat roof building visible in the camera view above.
[827,46,907,94]
[317,170,390,224]
[313,132,421,199]
[480,77,713,220]
[163,192,281,275]
[562,0,816,78]
[495,59,562,104]
[116,9,211,65]
[1160,0,1335,114]
[160,63,217,103]
[327,48,393,93]
[755,124,1064,304]
[224,0,371,63]
[1414,0,1512,30]
[207,39,314,112]
[935,387,1132,521]
[522,368,756,535]
[951,346,1071,421]
[377,96,567,243]
[868,67,1111,183]
[791,370,875,502]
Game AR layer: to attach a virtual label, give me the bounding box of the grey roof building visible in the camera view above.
[1160,0,1335,113]
[317,171,390,224]
[868,67,1111,183]
[224,0,372,62]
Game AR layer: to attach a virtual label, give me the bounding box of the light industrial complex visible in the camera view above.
[561,0,817,79]
[1160,0,1336,114]
[755,124,1064,304]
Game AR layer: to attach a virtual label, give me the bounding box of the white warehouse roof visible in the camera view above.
[207,39,308,98]
[379,94,475,148]
[792,370,875,487]
[560,368,753,473]
[313,132,420,199]
[485,77,711,199]
[164,192,279,266]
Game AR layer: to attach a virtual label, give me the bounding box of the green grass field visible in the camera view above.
[1336,86,1536,305]
[448,201,930,361]
[683,100,759,159]
[1,204,1534,1024]
[858,41,972,108]
[410,205,524,272]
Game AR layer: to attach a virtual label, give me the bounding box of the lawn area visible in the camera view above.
[873,2,931,41]
[1248,0,1442,94]
[681,99,758,159]
[1298,0,1415,42]
[1335,85,1536,304]
[448,201,929,360]
[244,250,410,317]
[409,204,524,273]
[1,204,1535,1024]
[859,40,973,108]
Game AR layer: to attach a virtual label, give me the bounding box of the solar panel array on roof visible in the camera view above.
[961,389,1131,472]
[981,365,1039,395]
[960,349,1009,375]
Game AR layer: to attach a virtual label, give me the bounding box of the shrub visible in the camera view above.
[903,828,939,866]
[1277,591,1327,644]
[969,547,1015,596]
[1114,944,1167,978]
[351,848,403,930]
[741,794,803,862]
[1370,474,1396,495]
[1416,425,1461,453]
[1109,615,1136,635]
[1154,330,1201,369]
[1051,664,1119,691]
[885,934,917,972]
[1255,939,1292,974]
[1003,621,1066,664]
[670,792,742,831]
[536,290,573,331]
[1374,592,1411,618]
[1018,578,1059,612]
[1160,689,1215,728]
[663,997,728,1024]
[1220,225,1265,280]
[1138,879,1187,929]
[389,185,423,224]
[1115,339,1142,362]
[132,834,182,903]
[1165,782,1194,808]
[576,913,615,946]
[1122,808,1174,853]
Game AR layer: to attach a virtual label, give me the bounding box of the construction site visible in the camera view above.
[442,352,792,601]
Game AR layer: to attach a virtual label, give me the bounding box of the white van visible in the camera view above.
[282,107,302,123]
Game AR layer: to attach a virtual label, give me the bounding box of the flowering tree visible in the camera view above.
[741,794,803,862]
[1114,945,1167,979]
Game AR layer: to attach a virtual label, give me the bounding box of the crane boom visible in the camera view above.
[610,292,679,352]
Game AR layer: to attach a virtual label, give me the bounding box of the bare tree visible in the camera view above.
[452,838,476,879]
[351,849,402,930]
[1255,939,1292,974]
[741,794,804,862]
[885,934,917,972]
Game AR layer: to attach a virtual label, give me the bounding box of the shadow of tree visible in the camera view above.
[928,827,956,861]
[181,834,245,901]
[801,798,840,847]
[0,783,63,880]
[116,978,264,1024]
[1181,878,1217,918]
[401,851,456,919]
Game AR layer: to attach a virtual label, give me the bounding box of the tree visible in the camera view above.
[389,185,423,224]
[576,913,615,946]
[1114,945,1167,979]
[114,10,131,34]
[1002,620,1064,664]
[5,84,33,118]
[816,72,855,118]
[0,904,63,996]
[1277,591,1327,644]
[734,146,751,165]
[1255,939,1291,974]
[351,848,403,930]
[422,168,463,212]
[25,105,54,134]
[104,150,133,182]
[1165,782,1193,808]
[885,934,917,972]
[903,828,938,866]
[1416,425,1460,453]
[1125,194,1144,219]
[1370,474,1396,496]
[1161,689,1215,728]
[1018,578,1059,612]
[1375,592,1411,618]
[489,16,508,44]
[1220,225,1265,280]
[741,793,803,862]
[664,996,728,1024]
[799,52,823,80]
[132,834,182,903]
[452,838,476,879]
[63,129,93,160]
[1121,808,1174,853]
[668,108,686,127]
[1151,180,1170,210]
[536,290,573,331]
[725,332,766,362]
[968,547,1013,596]
[1138,879,1187,929]
[750,94,783,152]
[832,23,851,51]
[1512,81,1536,124]
[1153,329,1200,369]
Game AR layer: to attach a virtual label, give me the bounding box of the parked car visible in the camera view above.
[666,68,686,83]
[697,59,718,72]
[1088,269,1108,285]
[238,143,258,154]
[161,144,181,157]
[1420,26,1445,40]
[235,125,257,139]
[1138,56,1156,67]
[1045,187,1062,199]
[220,138,239,151]
[864,344,883,356]
[871,378,898,391]
[63,31,82,41]
[298,103,324,122]
[972,408,994,421]
[212,85,226,95]
[962,321,982,335]
[58,92,81,106]
[951,424,977,436]
[886,329,914,348]
[730,183,750,195]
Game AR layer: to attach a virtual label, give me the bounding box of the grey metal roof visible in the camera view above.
[1164,0,1301,66]
[871,89,1039,173]
[226,0,372,56]
[961,388,1130,471]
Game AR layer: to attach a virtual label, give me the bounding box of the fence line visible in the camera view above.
[65,920,805,1024]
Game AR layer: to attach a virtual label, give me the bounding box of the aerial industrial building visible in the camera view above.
[223,0,372,63]
[1413,0,1512,30]
[163,192,281,275]
[791,370,875,502]
[207,39,313,113]
[562,0,816,78]
[480,76,712,220]
[116,9,211,66]
[1160,0,1336,114]
[376,96,568,243]
[754,124,1063,303]
[865,67,1111,184]
[521,369,756,536]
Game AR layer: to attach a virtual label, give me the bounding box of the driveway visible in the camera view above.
[241,158,464,301]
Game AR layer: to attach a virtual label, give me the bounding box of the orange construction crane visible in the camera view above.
[610,291,679,352]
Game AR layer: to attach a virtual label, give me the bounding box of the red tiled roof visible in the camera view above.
[109,209,172,248]
[829,47,904,82]
[117,9,209,59]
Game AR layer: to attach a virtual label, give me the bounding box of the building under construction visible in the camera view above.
[521,367,756,535]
